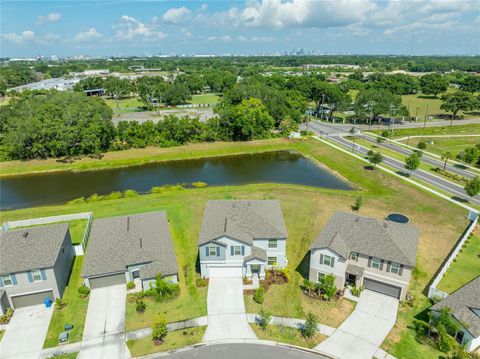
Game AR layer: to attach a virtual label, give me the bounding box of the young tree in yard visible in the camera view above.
[351,195,362,212]
[420,73,449,98]
[302,279,315,295]
[367,151,383,169]
[405,153,421,175]
[464,176,480,199]
[152,273,179,302]
[301,313,318,338]
[319,274,337,300]
[440,91,479,126]
[257,309,272,330]
[151,316,168,345]
[458,146,480,165]
[441,152,452,171]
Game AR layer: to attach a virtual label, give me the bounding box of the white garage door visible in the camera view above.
[209,266,243,278]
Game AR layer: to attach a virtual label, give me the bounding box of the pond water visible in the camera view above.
[0,151,352,210]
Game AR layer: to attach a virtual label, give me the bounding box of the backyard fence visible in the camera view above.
[427,211,478,299]
[1,212,93,255]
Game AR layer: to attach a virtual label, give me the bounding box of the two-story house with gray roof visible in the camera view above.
[198,200,288,279]
[309,212,419,300]
[431,276,480,352]
[0,224,75,312]
[82,211,178,290]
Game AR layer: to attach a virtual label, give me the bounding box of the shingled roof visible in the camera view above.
[199,200,288,246]
[83,211,178,279]
[310,211,419,266]
[245,246,267,262]
[431,276,480,337]
[0,223,69,274]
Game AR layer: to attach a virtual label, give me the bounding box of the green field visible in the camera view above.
[399,136,480,158]
[189,93,219,105]
[437,234,480,294]
[372,124,480,139]
[104,97,144,109]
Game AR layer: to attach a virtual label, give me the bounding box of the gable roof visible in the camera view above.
[310,211,419,266]
[431,276,480,337]
[245,246,267,262]
[0,223,69,274]
[199,200,288,246]
[83,211,178,279]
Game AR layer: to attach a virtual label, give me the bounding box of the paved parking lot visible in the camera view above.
[77,284,128,359]
[0,304,54,359]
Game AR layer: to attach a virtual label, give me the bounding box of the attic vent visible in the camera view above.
[139,237,143,249]
[127,216,130,231]
[22,231,29,238]
[224,218,228,233]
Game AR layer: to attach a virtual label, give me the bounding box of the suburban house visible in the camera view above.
[198,200,288,279]
[430,276,480,352]
[0,224,75,312]
[309,211,419,300]
[82,211,178,290]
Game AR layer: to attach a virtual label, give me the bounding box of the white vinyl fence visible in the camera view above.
[1,212,93,255]
[427,211,478,299]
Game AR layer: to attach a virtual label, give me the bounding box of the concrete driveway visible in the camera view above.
[315,290,398,359]
[203,277,256,341]
[77,284,129,359]
[0,304,54,359]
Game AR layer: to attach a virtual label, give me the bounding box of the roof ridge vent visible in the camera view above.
[224,218,228,233]
[23,231,29,238]
[127,216,130,231]
[139,237,143,249]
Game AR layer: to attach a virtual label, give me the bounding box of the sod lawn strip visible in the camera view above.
[48,353,79,359]
[250,324,326,349]
[371,123,480,139]
[399,136,480,159]
[126,326,206,357]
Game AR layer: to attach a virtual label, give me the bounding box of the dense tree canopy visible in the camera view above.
[354,88,407,122]
[419,73,449,97]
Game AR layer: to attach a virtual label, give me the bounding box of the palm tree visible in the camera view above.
[441,151,452,171]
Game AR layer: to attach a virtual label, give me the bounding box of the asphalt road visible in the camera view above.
[308,121,480,206]
[152,343,330,359]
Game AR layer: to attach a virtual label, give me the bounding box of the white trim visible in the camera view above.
[10,288,54,298]
[363,270,410,285]
[1,274,13,287]
[31,269,43,282]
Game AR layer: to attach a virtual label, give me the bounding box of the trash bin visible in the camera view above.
[59,331,69,343]
[44,297,53,308]
[64,324,74,331]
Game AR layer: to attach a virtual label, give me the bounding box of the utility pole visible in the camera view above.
[423,104,429,133]
[320,93,325,121]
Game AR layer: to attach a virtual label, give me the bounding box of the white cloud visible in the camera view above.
[2,30,36,44]
[114,15,167,42]
[74,28,103,42]
[162,6,191,24]
[37,12,61,25]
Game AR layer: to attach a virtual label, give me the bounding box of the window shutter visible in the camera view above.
[27,271,34,282]
[205,246,209,257]
[368,257,372,267]
[331,257,335,268]
[319,254,324,265]
[380,260,384,270]
[40,269,47,280]
[216,247,220,256]
[399,265,404,275]
[386,262,391,272]
[11,274,17,285]
[0,277,4,287]
[241,246,245,255]
[231,246,234,256]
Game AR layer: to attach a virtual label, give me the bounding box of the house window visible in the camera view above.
[390,262,400,274]
[209,246,217,256]
[268,239,277,248]
[31,269,43,282]
[233,246,242,255]
[1,274,13,287]
[322,255,333,266]
[317,272,325,283]
[350,252,358,261]
[455,330,465,344]
[371,258,381,269]
[268,257,277,266]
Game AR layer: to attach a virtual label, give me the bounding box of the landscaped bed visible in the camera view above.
[250,324,325,349]
[126,326,206,357]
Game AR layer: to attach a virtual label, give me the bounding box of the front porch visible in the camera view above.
[245,261,266,280]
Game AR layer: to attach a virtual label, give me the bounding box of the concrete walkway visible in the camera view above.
[315,290,398,359]
[203,277,256,341]
[0,305,54,359]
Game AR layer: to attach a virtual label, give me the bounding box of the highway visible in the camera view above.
[307,121,480,207]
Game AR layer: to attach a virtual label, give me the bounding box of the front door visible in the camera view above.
[346,273,356,286]
[250,265,260,273]
[132,270,140,280]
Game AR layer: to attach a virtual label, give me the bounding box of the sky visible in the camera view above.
[1,0,479,58]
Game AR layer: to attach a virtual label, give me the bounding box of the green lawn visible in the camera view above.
[126,326,206,357]
[189,93,219,105]
[401,93,479,120]
[9,219,87,245]
[251,324,325,348]
[399,137,480,158]
[0,330,4,341]
[44,256,89,348]
[0,138,470,359]
[371,124,480,139]
[104,97,144,110]
[437,234,480,294]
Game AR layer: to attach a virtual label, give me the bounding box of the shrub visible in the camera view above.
[152,273,180,302]
[417,141,427,150]
[301,312,318,338]
[123,189,139,198]
[150,185,185,193]
[253,287,265,304]
[192,181,208,188]
[55,298,68,309]
[319,274,337,300]
[136,299,146,314]
[0,308,14,324]
[128,292,143,303]
[86,193,104,202]
[67,197,86,205]
[381,130,390,138]
[151,316,168,345]
[127,281,135,290]
[350,285,364,297]
[257,309,271,331]
[413,319,430,337]
[103,191,123,200]
[77,285,90,298]
[196,278,208,287]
